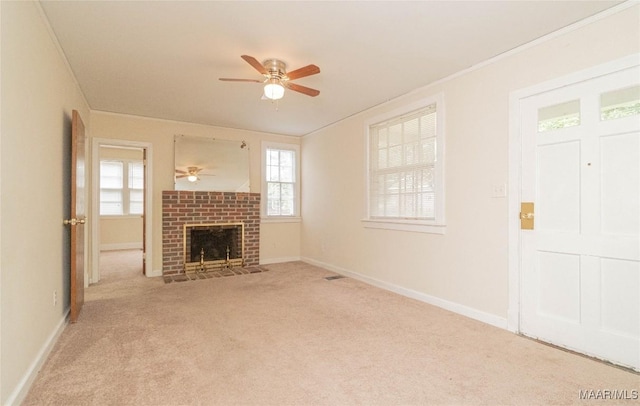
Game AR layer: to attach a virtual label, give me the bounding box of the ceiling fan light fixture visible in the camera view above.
[220,55,320,99]
[187,174,198,182]
[264,79,285,100]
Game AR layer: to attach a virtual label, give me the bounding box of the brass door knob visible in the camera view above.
[63,218,86,226]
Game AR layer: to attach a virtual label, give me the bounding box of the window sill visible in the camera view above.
[261,216,302,224]
[362,219,446,234]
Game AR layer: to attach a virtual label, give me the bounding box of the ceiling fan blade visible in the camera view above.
[219,78,262,83]
[241,55,268,75]
[175,169,188,174]
[286,64,320,80]
[176,174,188,179]
[285,82,320,97]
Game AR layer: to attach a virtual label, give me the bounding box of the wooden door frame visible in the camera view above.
[506,53,640,333]
[90,138,156,284]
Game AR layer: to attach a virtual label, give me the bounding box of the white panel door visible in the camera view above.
[520,66,640,370]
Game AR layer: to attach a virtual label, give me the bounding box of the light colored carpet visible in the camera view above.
[24,252,639,405]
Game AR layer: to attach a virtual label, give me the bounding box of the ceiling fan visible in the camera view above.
[219,55,320,100]
[175,166,213,182]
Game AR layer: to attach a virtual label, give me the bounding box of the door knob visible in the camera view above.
[520,202,534,230]
[63,218,86,226]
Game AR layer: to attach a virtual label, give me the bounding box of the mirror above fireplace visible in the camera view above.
[174,135,250,192]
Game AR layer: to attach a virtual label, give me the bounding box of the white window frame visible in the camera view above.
[363,93,446,234]
[261,142,301,223]
[99,159,144,217]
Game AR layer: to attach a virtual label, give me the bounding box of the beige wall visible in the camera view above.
[0,1,91,403]
[89,112,302,273]
[100,217,143,250]
[301,6,640,323]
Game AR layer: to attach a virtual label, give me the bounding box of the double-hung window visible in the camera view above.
[262,142,300,220]
[364,94,445,234]
[100,160,144,216]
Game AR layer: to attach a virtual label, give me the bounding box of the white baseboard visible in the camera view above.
[259,256,302,265]
[100,242,142,251]
[301,257,508,330]
[5,310,69,406]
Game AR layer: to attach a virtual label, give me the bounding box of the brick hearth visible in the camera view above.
[162,191,260,275]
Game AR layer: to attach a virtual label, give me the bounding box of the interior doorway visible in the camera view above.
[98,145,144,282]
[90,138,154,285]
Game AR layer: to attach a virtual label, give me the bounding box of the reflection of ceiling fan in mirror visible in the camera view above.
[175,166,214,183]
[219,55,320,100]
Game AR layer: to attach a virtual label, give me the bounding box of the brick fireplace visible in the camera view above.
[162,191,260,275]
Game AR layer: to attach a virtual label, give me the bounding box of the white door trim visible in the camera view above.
[507,53,640,333]
[90,137,156,284]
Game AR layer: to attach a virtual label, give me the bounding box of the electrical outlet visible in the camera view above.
[492,183,507,198]
[53,290,57,307]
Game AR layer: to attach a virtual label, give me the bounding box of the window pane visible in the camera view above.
[267,182,280,216]
[404,143,417,165]
[377,128,388,149]
[100,203,122,216]
[280,150,294,167]
[281,183,294,199]
[100,189,122,215]
[369,103,439,220]
[100,160,145,216]
[267,182,281,200]
[267,150,279,166]
[420,167,434,191]
[385,173,400,194]
[420,138,436,164]
[267,165,280,182]
[601,85,640,121]
[384,194,399,217]
[129,162,144,189]
[280,164,294,182]
[388,145,402,167]
[402,193,415,218]
[417,192,435,219]
[129,189,143,215]
[404,118,419,142]
[265,146,298,217]
[377,148,388,169]
[100,161,123,188]
[388,124,402,146]
[129,203,143,215]
[100,189,121,202]
[267,200,280,216]
[420,111,437,138]
[280,198,294,216]
[538,100,580,132]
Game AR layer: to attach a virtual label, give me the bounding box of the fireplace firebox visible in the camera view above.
[183,223,244,273]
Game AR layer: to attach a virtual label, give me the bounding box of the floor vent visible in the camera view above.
[324,275,346,281]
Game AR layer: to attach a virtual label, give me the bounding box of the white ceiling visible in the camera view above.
[40,1,621,137]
